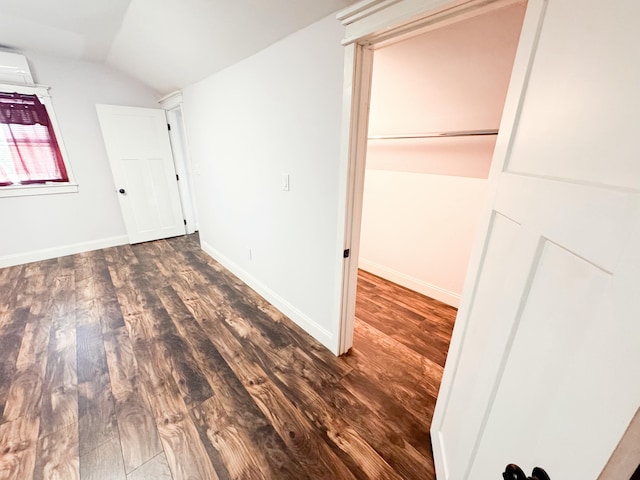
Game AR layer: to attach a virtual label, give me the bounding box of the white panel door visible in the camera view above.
[96,105,185,244]
[431,0,640,478]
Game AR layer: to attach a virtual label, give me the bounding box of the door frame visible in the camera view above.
[334,0,546,473]
[335,0,543,352]
[159,91,199,235]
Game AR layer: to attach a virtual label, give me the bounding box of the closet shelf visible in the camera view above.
[368,129,498,140]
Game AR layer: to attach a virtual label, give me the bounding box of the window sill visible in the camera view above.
[0,183,79,198]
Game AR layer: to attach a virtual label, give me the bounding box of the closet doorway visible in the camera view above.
[350,0,527,395]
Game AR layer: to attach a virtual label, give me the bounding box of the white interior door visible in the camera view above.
[432,0,640,478]
[96,104,186,244]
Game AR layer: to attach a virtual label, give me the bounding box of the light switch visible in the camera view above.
[282,173,290,191]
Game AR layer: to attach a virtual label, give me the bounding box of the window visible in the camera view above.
[0,85,77,197]
[0,92,69,185]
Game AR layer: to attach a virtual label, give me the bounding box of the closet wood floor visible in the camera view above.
[0,234,456,480]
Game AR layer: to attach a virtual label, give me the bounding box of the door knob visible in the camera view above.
[503,464,527,480]
[118,188,126,195]
[503,464,550,480]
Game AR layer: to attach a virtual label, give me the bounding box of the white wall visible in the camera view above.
[359,2,526,307]
[0,53,160,266]
[182,15,346,351]
[360,169,489,306]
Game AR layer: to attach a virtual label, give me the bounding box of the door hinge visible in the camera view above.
[343,249,350,258]
[176,174,179,181]
[167,123,171,131]
[184,219,187,226]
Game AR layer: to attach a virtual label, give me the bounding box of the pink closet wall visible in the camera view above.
[359,2,527,306]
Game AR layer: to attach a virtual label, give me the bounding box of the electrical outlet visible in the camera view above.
[282,173,290,191]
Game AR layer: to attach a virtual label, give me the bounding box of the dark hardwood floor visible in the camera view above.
[0,234,456,479]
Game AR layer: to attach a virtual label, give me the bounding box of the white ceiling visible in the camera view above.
[0,0,360,94]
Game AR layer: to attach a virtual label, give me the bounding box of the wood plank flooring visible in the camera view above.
[0,234,456,480]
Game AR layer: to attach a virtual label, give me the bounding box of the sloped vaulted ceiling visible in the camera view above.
[0,0,131,61]
[0,0,361,94]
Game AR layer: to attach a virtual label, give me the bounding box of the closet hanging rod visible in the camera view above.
[368,129,498,140]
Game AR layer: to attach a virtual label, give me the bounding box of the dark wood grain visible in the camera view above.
[38,333,78,437]
[191,395,271,480]
[0,234,455,480]
[102,327,162,474]
[2,309,52,426]
[34,422,79,480]
[157,285,311,480]
[356,269,456,366]
[126,453,172,480]
[39,269,78,438]
[76,323,119,456]
[0,308,30,420]
[79,435,125,480]
[180,290,359,480]
[106,251,219,480]
[0,416,40,479]
[0,265,24,317]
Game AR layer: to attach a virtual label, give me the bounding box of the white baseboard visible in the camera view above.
[200,240,335,353]
[431,429,450,480]
[0,235,129,268]
[359,258,460,308]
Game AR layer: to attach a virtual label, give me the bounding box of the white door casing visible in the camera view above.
[166,107,198,235]
[336,0,640,478]
[97,104,186,244]
[335,0,526,352]
[159,91,199,235]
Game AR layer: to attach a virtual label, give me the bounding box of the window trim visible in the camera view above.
[0,82,78,198]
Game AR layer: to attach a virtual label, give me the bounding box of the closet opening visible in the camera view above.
[342,0,528,428]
